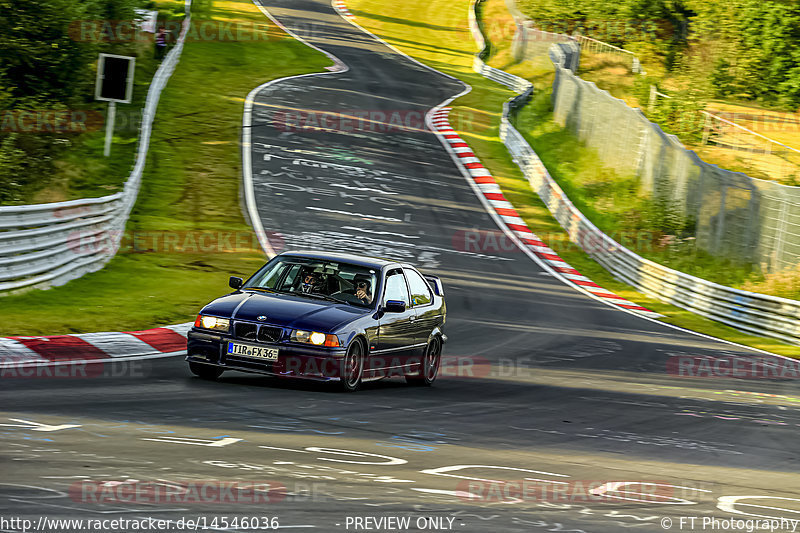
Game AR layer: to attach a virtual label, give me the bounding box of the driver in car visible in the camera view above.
[299,270,320,294]
[353,274,373,305]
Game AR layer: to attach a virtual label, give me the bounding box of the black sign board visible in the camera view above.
[95,54,135,103]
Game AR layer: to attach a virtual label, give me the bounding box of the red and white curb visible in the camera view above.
[430,108,662,318]
[332,0,354,18]
[0,323,192,367]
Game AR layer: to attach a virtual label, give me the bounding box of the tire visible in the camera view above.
[406,336,442,387]
[189,362,224,380]
[339,339,365,392]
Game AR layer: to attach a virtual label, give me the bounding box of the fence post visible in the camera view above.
[648,85,657,115]
[774,199,790,271]
[635,120,650,185]
[701,112,711,145]
[715,185,728,255]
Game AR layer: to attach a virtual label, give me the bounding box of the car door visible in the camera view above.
[403,267,437,356]
[371,268,417,377]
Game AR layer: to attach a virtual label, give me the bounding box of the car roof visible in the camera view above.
[279,250,399,270]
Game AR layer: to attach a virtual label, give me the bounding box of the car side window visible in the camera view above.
[382,270,410,306]
[276,264,301,291]
[404,268,432,307]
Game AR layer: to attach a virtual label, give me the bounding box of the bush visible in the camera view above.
[742,263,800,301]
[519,0,800,109]
[0,133,60,204]
[709,58,738,98]
[648,88,706,144]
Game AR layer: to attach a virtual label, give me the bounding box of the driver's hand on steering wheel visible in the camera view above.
[355,288,372,303]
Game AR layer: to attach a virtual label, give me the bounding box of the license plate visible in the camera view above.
[227,342,279,360]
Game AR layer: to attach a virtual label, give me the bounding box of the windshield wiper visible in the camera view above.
[242,287,276,293]
[295,292,354,305]
[297,292,337,302]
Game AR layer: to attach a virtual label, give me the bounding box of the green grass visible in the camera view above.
[346,0,798,357]
[0,0,332,336]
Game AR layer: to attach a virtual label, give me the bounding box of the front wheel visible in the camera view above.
[189,362,224,380]
[406,336,442,387]
[339,340,365,392]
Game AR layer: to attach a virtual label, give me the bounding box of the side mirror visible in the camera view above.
[383,300,406,313]
[229,276,243,290]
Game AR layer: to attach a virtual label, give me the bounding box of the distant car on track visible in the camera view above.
[186,251,446,391]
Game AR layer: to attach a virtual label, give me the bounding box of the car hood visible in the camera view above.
[201,291,369,332]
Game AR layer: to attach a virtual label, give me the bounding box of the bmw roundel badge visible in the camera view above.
[257,315,267,321]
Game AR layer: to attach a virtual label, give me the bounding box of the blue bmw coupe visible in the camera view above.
[186,251,446,391]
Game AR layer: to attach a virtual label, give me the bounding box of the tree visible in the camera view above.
[0,0,146,204]
[0,0,144,107]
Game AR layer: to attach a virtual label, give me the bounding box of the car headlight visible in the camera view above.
[194,314,230,332]
[291,330,340,347]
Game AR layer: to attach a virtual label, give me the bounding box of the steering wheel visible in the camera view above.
[331,291,367,305]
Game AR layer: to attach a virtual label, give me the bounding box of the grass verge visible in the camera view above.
[0,0,332,336]
[346,0,798,357]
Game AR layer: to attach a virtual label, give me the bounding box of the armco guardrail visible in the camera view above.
[469,0,800,345]
[0,1,192,295]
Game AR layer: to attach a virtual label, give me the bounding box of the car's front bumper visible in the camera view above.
[186,329,348,382]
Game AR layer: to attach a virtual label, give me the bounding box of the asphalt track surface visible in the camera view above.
[2,2,800,532]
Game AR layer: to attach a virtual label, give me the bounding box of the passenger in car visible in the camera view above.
[352,274,373,305]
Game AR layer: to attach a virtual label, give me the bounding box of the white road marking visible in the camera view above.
[141,436,242,447]
[331,183,398,195]
[411,488,482,499]
[305,207,401,222]
[0,419,81,432]
[341,226,419,239]
[258,446,311,453]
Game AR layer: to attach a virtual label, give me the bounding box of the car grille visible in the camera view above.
[234,321,283,343]
[234,322,258,340]
[258,326,283,343]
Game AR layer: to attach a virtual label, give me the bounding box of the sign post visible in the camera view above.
[103,102,116,157]
[95,53,135,157]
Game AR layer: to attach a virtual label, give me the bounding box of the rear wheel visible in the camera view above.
[339,340,365,392]
[406,336,442,387]
[189,362,224,380]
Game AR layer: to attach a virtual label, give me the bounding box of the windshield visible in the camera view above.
[243,256,379,308]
